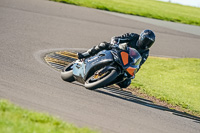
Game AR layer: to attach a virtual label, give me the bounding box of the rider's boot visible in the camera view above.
[77,52,90,59]
[77,46,96,59]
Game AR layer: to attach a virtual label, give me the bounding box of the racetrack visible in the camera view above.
[0,0,200,133]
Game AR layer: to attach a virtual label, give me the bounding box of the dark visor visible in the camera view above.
[139,37,154,49]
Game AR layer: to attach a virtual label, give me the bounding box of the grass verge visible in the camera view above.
[51,0,200,26]
[0,100,97,133]
[131,57,200,116]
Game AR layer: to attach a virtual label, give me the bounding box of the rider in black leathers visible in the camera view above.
[78,29,156,88]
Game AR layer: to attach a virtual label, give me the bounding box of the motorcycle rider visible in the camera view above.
[78,29,156,88]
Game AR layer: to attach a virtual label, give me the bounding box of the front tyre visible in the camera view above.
[117,78,131,88]
[85,69,118,90]
[61,63,75,82]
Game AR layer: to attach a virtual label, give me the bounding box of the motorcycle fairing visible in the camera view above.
[126,67,136,76]
[117,50,140,77]
[72,61,86,83]
[73,50,114,82]
[120,52,129,65]
[84,50,114,80]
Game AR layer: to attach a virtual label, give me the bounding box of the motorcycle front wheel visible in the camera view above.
[85,69,118,90]
[61,62,75,82]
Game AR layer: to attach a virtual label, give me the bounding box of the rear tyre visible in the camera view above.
[61,63,75,82]
[85,69,118,90]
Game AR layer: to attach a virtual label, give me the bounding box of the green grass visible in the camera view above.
[131,57,200,115]
[0,100,97,133]
[51,0,200,26]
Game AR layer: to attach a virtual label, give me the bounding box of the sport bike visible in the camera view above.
[61,46,141,90]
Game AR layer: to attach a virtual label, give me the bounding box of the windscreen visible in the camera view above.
[128,48,141,66]
[129,48,141,59]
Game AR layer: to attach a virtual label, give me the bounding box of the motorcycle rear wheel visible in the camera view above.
[85,69,118,90]
[61,63,75,82]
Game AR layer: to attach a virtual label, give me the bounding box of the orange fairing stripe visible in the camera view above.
[121,52,129,65]
[126,67,136,76]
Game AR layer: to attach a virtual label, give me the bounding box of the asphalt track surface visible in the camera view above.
[0,0,200,133]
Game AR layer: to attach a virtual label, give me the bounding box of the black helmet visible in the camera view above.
[136,29,155,50]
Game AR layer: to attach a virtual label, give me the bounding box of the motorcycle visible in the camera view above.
[61,45,142,90]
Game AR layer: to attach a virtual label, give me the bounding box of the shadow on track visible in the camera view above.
[70,81,200,123]
[93,86,200,123]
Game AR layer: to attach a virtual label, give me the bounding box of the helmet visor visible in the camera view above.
[137,36,154,50]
